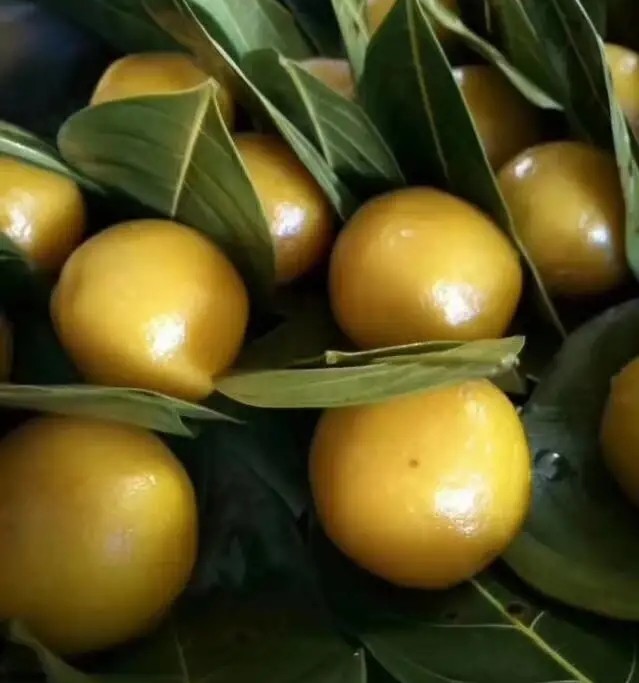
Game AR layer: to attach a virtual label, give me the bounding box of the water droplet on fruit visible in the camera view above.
[534,450,570,481]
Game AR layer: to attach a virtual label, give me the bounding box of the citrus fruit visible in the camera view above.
[498,141,627,297]
[454,65,543,170]
[310,380,531,588]
[298,58,355,99]
[329,187,522,349]
[0,157,86,270]
[90,52,235,128]
[605,43,639,136]
[234,133,334,284]
[51,219,249,401]
[0,416,197,654]
[601,357,639,507]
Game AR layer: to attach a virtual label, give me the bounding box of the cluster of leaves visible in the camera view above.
[1,0,639,682]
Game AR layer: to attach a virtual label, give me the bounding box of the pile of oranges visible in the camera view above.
[0,0,639,660]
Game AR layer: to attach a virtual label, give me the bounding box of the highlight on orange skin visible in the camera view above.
[0,157,86,271]
[498,141,628,298]
[90,52,235,128]
[234,133,334,284]
[310,380,531,589]
[51,219,249,401]
[329,187,523,349]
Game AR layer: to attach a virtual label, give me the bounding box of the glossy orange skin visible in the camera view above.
[454,65,544,170]
[91,52,235,128]
[498,141,627,297]
[605,43,639,136]
[329,187,523,349]
[601,357,639,507]
[298,58,355,100]
[310,381,531,588]
[367,0,459,41]
[234,133,334,284]
[51,219,249,401]
[0,157,86,270]
[0,416,197,654]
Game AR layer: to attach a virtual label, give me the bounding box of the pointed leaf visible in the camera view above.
[0,383,231,436]
[147,0,358,218]
[330,0,369,79]
[360,0,564,336]
[0,121,101,192]
[216,336,524,408]
[58,84,275,299]
[242,48,404,197]
[419,0,560,109]
[190,0,312,60]
[316,535,639,683]
[505,299,639,620]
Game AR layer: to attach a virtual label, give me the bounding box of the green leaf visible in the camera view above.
[418,0,560,109]
[0,384,230,436]
[216,336,524,408]
[15,593,364,683]
[279,0,344,55]
[316,534,639,683]
[39,0,178,53]
[360,0,565,336]
[58,84,275,299]
[491,0,565,102]
[174,419,313,591]
[0,121,102,192]
[511,0,639,302]
[330,0,369,79]
[242,48,404,197]
[504,298,639,620]
[147,0,358,218]
[190,0,313,60]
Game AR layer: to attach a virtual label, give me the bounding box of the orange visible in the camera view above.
[605,43,639,136]
[0,157,86,270]
[51,219,249,400]
[235,133,334,284]
[498,141,627,297]
[310,380,531,588]
[0,416,197,654]
[91,52,235,128]
[329,187,522,349]
[298,58,355,99]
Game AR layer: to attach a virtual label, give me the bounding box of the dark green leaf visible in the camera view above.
[0,384,230,436]
[58,84,275,299]
[505,299,639,620]
[419,0,560,109]
[492,0,565,102]
[147,0,358,218]
[174,420,313,592]
[316,534,639,683]
[216,336,524,408]
[0,121,102,192]
[279,0,343,55]
[580,0,607,35]
[190,0,313,60]
[39,0,178,53]
[330,0,368,79]
[242,48,404,197]
[360,0,564,336]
